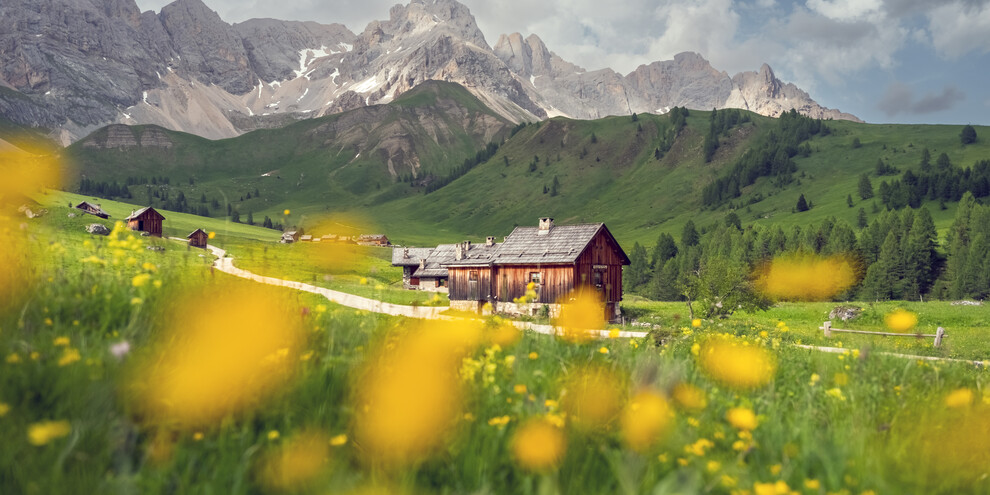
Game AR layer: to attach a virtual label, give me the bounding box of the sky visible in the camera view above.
[132,0,990,125]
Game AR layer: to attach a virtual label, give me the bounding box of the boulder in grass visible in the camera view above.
[829,305,862,321]
[86,223,111,236]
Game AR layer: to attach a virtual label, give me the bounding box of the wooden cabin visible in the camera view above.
[357,234,390,246]
[391,247,435,289]
[75,201,110,219]
[281,230,300,243]
[125,206,165,237]
[409,244,456,292]
[444,218,630,321]
[187,228,209,248]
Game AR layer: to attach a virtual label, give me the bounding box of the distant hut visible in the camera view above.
[187,228,209,248]
[391,247,435,289]
[358,234,390,246]
[300,234,313,242]
[75,201,110,219]
[281,230,299,243]
[125,207,164,237]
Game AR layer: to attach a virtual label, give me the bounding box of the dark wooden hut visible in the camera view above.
[187,228,209,248]
[75,201,110,219]
[125,206,164,237]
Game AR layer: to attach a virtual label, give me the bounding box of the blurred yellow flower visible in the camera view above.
[6,353,21,364]
[283,209,291,215]
[691,318,702,328]
[809,373,821,386]
[726,407,758,431]
[354,320,482,465]
[528,352,539,360]
[753,480,790,495]
[834,372,849,386]
[257,431,331,492]
[208,231,216,239]
[684,438,714,456]
[53,337,70,346]
[753,253,856,301]
[698,335,777,390]
[58,348,81,366]
[132,273,151,287]
[563,366,626,429]
[488,415,511,427]
[268,430,280,440]
[672,383,708,411]
[512,418,566,472]
[131,283,304,428]
[598,346,609,354]
[608,328,620,338]
[884,309,918,333]
[130,297,143,305]
[555,290,605,343]
[330,434,348,446]
[621,389,674,453]
[769,463,782,475]
[825,388,846,401]
[804,479,820,490]
[706,460,721,473]
[945,388,974,408]
[27,420,71,446]
[514,384,528,394]
[0,402,9,417]
[488,322,521,348]
[193,432,204,441]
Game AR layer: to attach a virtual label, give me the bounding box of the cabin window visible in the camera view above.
[529,272,541,285]
[469,271,478,282]
[439,278,447,287]
[593,269,604,288]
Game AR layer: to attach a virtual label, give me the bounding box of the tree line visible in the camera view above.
[625,194,990,316]
[702,109,830,207]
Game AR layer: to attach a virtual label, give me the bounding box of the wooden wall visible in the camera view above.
[574,231,626,304]
[448,267,493,301]
[492,265,574,304]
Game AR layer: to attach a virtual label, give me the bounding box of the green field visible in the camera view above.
[3,204,989,494]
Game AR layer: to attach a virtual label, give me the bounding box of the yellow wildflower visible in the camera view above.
[132,273,151,287]
[945,388,974,408]
[598,346,609,354]
[514,384,528,395]
[268,430,280,440]
[58,348,81,366]
[511,418,566,472]
[753,253,856,301]
[27,420,71,446]
[692,318,702,328]
[54,337,70,346]
[672,383,707,411]
[884,309,918,333]
[707,460,721,473]
[528,352,539,360]
[488,415,511,427]
[825,388,846,401]
[834,372,849,386]
[620,389,674,452]
[283,209,290,215]
[726,407,758,431]
[805,479,821,490]
[809,373,821,386]
[0,402,9,417]
[698,334,777,389]
[684,438,714,456]
[208,231,216,239]
[769,463,782,475]
[330,434,348,446]
[130,297,143,305]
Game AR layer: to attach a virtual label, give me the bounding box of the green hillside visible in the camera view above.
[64,82,990,248]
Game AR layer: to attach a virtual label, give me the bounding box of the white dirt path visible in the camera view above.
[203,243,985,364]
[206,244,649,339]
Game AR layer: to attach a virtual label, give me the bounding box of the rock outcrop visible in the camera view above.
[0,0,860,145]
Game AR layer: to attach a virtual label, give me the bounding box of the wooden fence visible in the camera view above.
[821,321,946,348]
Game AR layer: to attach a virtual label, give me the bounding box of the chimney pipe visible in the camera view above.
[403,248,409,258]
[419,259,426,269]
[486,236,495,246]
[455,243,464,260]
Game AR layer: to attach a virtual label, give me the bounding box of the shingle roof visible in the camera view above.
[187,228,207,238]
[442,242,502,267]
[75,201,110,218]
[490,224,607,264]
[391,247,434,266]
[412,244,456,278]
[125,206,164,221]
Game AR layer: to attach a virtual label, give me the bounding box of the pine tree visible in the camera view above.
[961,124,977,145]
[624,242,651,293]
[247,211,254,225]
[919,147,931,172]
[550,175,560,196]
[858,173,874,199]
[847,194,854,207]
[857,208,868,229]
[796,194,809,212]
[681,220,699,248]
[650,233,678,269]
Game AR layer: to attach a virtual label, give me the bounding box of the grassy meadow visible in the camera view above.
[3,185,990,494]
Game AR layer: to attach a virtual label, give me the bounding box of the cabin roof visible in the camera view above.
[412,244,456,278]
[442,242,502,267]
[391,247,434,266]
[75,201,110,217]
[125,206,164,221]
[490,223,630,265]
[187,228,207,238]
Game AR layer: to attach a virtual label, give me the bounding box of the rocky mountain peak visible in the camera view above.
[381,0,489,49]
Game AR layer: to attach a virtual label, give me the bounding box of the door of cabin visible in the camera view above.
[468,270,479,301]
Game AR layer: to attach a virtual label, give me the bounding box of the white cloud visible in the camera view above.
[927,2,990,58]
[806,0,882,20]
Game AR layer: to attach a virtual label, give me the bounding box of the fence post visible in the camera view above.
[934,327,945,348]
[823,321,832,338]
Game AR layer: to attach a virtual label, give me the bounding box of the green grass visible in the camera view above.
[3,207,990,494]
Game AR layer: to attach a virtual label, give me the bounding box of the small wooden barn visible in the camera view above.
[281,230,300,243]
[392,247,435,289]
[357,234,390,246]
[187,228,209,248]
[409,243,457,291]
[125,206,165,237]
[444,218,630,321]
[75,201,110,219]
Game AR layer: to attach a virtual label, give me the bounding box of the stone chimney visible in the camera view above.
[419,259,426,269]
[455,243,464,260]
[538,217,554,235]
[403,247,409,258]
[486,236,496,246]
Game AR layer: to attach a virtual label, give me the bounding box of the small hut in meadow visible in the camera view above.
[75,201,111,219]
[125,206,165,237]
[187,229,209,248]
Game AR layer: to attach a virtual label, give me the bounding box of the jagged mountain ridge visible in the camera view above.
[0,0,859,144]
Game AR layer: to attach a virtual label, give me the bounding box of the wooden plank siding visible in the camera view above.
[447,267,493,301]
[492,265,574,304]
[574,232,626,305]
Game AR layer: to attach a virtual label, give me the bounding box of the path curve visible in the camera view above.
[206,244,649,339]
[204,243,985,364]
